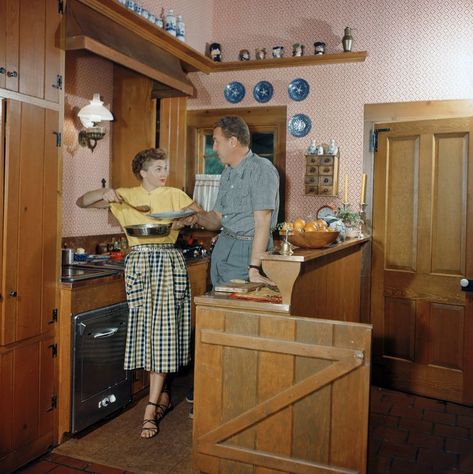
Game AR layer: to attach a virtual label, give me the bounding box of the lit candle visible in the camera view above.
[344,175,348,203]
[360,173,367,204]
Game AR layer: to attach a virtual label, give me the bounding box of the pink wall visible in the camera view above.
[63,0,473,236]
[188,0,473,220]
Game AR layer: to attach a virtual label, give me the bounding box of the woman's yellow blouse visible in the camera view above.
[110,186,193,246]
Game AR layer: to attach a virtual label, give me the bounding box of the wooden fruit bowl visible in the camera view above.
[287,230,339,249]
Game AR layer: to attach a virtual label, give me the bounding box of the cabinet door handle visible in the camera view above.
[7,70,17,78]
[0,67,6,74]
[9,290,17,297]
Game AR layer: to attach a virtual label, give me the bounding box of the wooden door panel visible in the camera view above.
[5,0,19,92]
[19,0,45,98]
[0,0,6,89]
[44,0,61,103]
[383,297,415,360]
[432,133,467,275]
[38,337,55,441]
[385,136,419,271]
[371,117,473,404]
[0,350,14,458]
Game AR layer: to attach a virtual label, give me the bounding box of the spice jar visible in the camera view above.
[209,43,222,62]
[314,42,326,55]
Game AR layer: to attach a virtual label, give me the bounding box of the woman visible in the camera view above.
[77,148,201,439]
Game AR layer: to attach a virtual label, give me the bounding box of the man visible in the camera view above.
[179,115,279,286]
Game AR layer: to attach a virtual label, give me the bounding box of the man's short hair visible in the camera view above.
[214,116,250,147]
[131,148,167,180]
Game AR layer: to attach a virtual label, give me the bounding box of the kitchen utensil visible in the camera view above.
[287,230,339,249]
[125,223,172,237]
[118,194,150,213]
[62,248,74,265]
[148,209,196,219]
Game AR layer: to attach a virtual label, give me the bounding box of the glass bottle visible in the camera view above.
[164,9,177,36]
[176,15,185,42]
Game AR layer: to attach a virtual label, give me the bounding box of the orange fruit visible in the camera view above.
[304,221,319,232]
[293,218,306,232]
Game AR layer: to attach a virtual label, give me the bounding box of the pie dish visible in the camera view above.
[288,114,312,137]
[148,209,196,219]
[224,81,246,103]
[288,78,310,101]
[253,80,273,103]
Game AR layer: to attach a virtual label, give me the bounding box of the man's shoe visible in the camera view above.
[185,389,194,404]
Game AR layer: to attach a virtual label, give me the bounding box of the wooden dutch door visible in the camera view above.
[193,306,372,474]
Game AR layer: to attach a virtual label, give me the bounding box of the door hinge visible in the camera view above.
[57,0,64,14]
[53,131,61,147]
[48,343,58,358]
[369,127,391,152]
[48,308,58,324]
[48,394,58,412]
[52,75,63,90]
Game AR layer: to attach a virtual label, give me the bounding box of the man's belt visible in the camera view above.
[221,227,253,241]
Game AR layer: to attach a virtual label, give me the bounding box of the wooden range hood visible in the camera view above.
[65,0,214,97]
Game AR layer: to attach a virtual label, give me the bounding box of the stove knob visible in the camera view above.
[109,394,117,403]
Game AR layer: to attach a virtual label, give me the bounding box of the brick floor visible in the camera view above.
[15,386,473,474]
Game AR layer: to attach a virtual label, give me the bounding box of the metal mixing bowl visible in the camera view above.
[125,223,172,237]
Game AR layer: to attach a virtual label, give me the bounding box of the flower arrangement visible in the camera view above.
[335,205,360,226]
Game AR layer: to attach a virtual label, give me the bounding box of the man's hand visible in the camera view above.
[248,267,276,286]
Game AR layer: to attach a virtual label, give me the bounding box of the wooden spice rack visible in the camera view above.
[304,151,340,196]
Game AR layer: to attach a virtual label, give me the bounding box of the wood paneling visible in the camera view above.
[160,96,187,190]
[383,297,415,361]
[112,65,156,188]
[193,304,371,473]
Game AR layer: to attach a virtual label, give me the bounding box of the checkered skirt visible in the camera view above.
[123,244,191,373]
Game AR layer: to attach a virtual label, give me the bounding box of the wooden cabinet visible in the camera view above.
[0,98,60,471]
[305,152,340,196]
[0,0,62,102]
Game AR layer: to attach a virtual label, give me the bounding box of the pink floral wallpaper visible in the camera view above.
[63,0,473,236]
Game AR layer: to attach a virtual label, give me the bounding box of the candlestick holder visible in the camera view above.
[358,203,367,239]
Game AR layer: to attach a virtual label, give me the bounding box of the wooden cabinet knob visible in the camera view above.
[7,70,17,78]
[9,290,17,297]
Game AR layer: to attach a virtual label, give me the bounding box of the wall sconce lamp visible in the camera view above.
[78,93,114,152]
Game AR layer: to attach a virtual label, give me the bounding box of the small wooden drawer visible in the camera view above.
[305,175,318,185]
[318,186,333,195]
[320,156,334,165]
[319,166,333,175]
[319,176,333,186]
[306,165,319,175]
[306,155,320,166]
[305,185,318,195]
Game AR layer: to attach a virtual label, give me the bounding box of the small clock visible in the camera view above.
[316,205,336,219]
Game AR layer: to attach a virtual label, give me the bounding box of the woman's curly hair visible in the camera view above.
[131,148,167,180]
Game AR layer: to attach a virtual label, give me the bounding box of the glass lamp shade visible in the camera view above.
[78,93,113,128]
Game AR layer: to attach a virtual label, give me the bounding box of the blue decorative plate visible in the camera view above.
[288,114,312,137]
[288,78,310,101]
[253,80,273,103]
[224,81,245,103]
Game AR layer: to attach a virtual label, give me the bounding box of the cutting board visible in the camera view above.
[214,281,265,293]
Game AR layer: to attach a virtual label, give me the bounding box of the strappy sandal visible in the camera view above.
[141,402,159,439]
[155,398,173,423]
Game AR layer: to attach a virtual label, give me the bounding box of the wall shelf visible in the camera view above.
[212,51,368,72]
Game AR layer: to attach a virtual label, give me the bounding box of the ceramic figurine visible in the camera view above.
[314,41,326,55]
[239,49,250,61]
[176,15,185,42]
[307,139,317,155]
[328,139,338,155]
[292,43,304,57]
[272,46,284,58]
[255,47,266,60]
[210,43,222,62]
[164,9,177,36]
[317,144,325,155]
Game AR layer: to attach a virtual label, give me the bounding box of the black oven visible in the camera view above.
[71,302,132,433]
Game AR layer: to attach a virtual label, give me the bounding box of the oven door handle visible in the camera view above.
[93,328,119,338]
